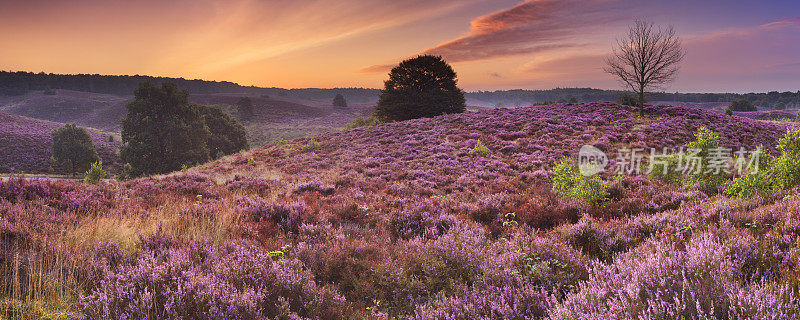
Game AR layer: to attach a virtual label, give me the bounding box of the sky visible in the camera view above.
[1,0,799,93]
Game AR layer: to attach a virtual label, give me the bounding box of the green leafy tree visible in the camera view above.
[51,123,99,174]
[374,55,466,122]
[120,82,211,177]
[727,99,757,112]
[333,94,348,109]
[196,105,249,159]
[235,97,254,119]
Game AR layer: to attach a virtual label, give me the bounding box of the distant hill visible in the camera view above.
[2,71,798,108]
[0,111,120,173]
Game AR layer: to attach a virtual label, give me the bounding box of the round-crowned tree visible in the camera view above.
[374,55,466,122]
[51,123,99,174]
[196,104,249,159]
[727,99,757,112]
[333,94,348,109]
[120,82,211,177]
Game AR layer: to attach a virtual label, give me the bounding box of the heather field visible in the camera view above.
[3,103,800,319]
[0,112,121,174]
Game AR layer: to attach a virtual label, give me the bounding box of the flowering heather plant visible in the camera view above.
[4,103,800,319]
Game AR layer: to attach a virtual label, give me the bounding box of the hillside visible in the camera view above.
[0,111,120,173]
[0,89,377,146]
[4,103,800,318]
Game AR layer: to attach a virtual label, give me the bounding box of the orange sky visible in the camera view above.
[1,0,799,92]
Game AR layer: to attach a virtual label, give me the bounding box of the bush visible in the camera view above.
[345,116,383,129]
[83,161,108,184]
[333,94,348,109]
[51,123,99,174]
[614,93,638,107]
[724,173,774,198]
[648,153,683,184]
[469,140,490,156]
[235,97,254,119]
[552,158,608,206]
[770,129,800,189]
[302,139,321,151]
[728,99,757,112]
[683,127,728,193]
[725,109,733,116]
[374,55,466,122]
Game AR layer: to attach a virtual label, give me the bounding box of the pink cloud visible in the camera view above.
[420,0,635,62]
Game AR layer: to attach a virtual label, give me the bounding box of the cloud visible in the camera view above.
[420,0,635,62]
[358,64,395,74]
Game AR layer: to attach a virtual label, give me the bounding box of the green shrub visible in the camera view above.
[723,130,800,198]
[727,99,757,112]
[302,139,321,151]
[84,161,108,184]
[724,173,774,198]
[615,93,638,107]
[683,127,728,193]
[120,163,134,180]
[552,158,608,206]
[648,153,683,184]
[725,109,733,116]
[345,116,383,129]
[770,129,800,189]
[469,140,491,156]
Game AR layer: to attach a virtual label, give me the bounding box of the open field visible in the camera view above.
[3,103,800,319]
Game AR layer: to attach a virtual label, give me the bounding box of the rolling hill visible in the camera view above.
[4,103,800,319]
[0,111,121,173]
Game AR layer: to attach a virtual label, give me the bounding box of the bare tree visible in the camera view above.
[605,20,685,114]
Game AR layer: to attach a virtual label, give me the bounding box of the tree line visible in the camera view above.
[4,71,798,108]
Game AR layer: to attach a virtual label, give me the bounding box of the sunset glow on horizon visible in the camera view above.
[1,0,798,92]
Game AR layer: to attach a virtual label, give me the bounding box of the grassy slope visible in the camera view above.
[0,111,121,173]
[2,103,800,319]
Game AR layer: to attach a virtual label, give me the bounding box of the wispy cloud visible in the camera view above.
[419,0,635,62]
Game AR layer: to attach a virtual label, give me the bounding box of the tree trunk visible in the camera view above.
[638,88,645,116]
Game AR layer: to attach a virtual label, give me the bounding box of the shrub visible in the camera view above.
[728,99,757,112]
[83,161,108,184]
[552,158,608,206]
[614,93,638,107]
[725,109,733,116]
[724,173,775,198]
[374,55,466,122]
[333,94,348,109]
[648,153,683,184]
[51,123,99,174]
[683,127,728,193]
[235,97,254,119]
[770,129,800,189]
[302,139,321,151]
[469,140,491,156]
[345,116,383,129]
